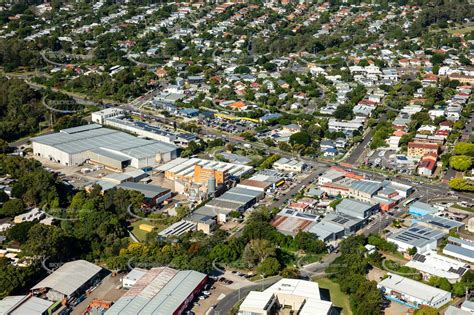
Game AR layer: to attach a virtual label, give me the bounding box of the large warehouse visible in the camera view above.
[378,273,451,309]
[31,124,178,170]
[156,157,253,185]
[106,267,207,315]
[31,260,103,302]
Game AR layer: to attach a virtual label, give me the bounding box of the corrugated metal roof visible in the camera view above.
[0,295,53,315]
[378,273,450,303]
[32,126,177,159]
[444,244,474,260]
[336,199,374,218]
[106,268,205,315]
[31,260,102,297]
[117,182,168,199]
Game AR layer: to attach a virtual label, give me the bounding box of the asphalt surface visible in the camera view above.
[345,127,372,165]
[299,252,341,278]
[269,166,325,209]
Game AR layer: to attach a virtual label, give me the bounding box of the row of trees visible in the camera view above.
[0,77,45,142]
[327,236,384,315]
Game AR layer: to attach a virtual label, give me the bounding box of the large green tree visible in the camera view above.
[449,155,472,171]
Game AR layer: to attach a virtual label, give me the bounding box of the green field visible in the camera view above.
[451,204,474,213]
[447,26,474,34]
[130,220,165,242]
[315,278,352,315]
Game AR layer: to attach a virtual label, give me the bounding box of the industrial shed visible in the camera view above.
[0,295,53,315]
[117,182,171,206]
[31,260,103,302]
[31,125,178,170]
[106,267,207,315]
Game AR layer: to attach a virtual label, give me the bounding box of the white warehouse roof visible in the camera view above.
[32,125,177,160]
[0,295,53,315]
[378,273,451,304]
[31,260,102,297]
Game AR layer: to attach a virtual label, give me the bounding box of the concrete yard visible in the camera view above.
[71,273,125,315]
[191,282,234,315]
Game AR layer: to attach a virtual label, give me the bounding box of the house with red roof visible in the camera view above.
[417,153,438,177]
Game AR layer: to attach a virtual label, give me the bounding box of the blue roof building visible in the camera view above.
[179,108,200,118]
[409,201,439,217]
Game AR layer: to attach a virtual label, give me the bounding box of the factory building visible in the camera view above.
[157,157,253,185]
[104,117,196,146]
[194,186,262,223]
[272,157,306,173]
[414,214,464,233]
[31,260,103,302]
[91,108,124,124]
[0,295,54,315]
[443,237,474,263]
[335,199,379,219]
[378,273,451,309]
[406,251,468,283]
[117,182,172,206]
[387,224,447,253]
[271,208,319,236]
[106,267,207,315]
[238,278,332,315]
[32,125,178,170]
[409,201,439,217]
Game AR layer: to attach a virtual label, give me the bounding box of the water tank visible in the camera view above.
[208,177,216,195]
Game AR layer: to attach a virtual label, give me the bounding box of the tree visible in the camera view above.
[367,235,398,253]
[176,205,190,219]
[0,199,24,217]
[257,154,280,170]
[428,276,452,292]
[234,66,251,74]
[0,190,9,203]
[448,178,474,192]
[294,231,326,254]
[23,224,71,259]
[243,239,276,267]
[263,63,277,71]
[334,104,354,120]
[257,257,281,277]
[408,247,418,256]
[454,142,474,156]
[329,199,342,209]
[449,155,472,171]
[278,141,292,152]
[430,53,446,66]
[351,280,383,315]
[289,132,311,146]
[0,139,9,153]
[6,221,35,243]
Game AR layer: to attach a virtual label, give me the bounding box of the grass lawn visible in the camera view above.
[315,278,352,315]
[299,253,325,265]
[130,220,165,242]
[451,203,474,213]
[447,26,474,34]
